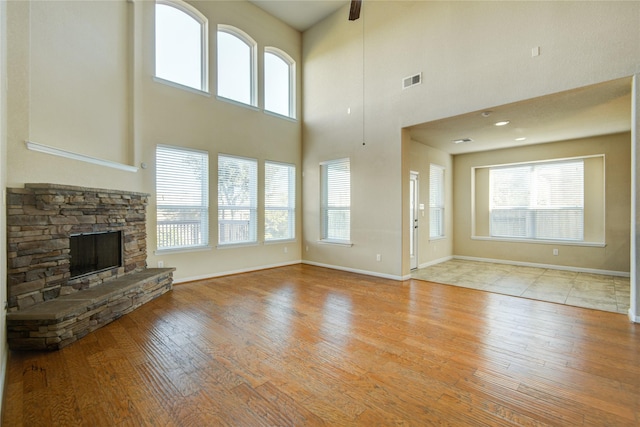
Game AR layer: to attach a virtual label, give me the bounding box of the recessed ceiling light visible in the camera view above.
[515,137,526,141]
[481,111,492,117]
[494,120,510,126]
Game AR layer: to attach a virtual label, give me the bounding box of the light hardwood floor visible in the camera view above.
[3,264,640,426]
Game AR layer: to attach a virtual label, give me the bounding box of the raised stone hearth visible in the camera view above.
[6,183,175,350]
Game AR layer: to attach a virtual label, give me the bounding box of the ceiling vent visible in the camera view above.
[402,73,422,89]
[452,138,474,144]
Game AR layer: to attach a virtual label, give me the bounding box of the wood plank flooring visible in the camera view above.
[3,264,640,426]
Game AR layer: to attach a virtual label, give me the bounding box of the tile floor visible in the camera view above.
[411,259,630,314]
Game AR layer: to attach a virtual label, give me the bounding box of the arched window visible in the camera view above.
[155,0,208,92]
[217,25,257,106]
[264,47,295,118]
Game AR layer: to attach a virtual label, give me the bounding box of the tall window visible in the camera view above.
[217,25,256,106]
[429,164,445,239]
[218,154,258,245]
[155,0,208,91]
[156,145,209,250]
[265,162,296,241]
[490,159,584,241]
[321,158,350,242]
[264,48,295,118]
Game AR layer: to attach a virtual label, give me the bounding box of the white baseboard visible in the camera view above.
[629,308,640,323]
[302,260,406,281]
[173,260,302,284]
[452,255,630,278]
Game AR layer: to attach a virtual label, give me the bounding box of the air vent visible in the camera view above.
[452,138,474,144]
[402,73,422,89]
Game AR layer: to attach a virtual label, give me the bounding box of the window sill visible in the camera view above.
[317,239,353,247]
[429,236,446,242]
[216,95,260,112]
[264,239,297,245]
[264,110,297,122]
[217,241,260,249]
[471,236,605,248]
[153,77,210,96]
[155,245,212,255]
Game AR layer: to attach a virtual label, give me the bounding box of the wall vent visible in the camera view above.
[402,73,422,89]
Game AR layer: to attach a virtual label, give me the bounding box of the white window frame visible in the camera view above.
[489,158,585,242]
[155,145,209,253]
[217,154,258,246]
[265,161,296,242]
[264,47,296,119]
[429,164,445,240]
[217,24,257,107]
[154,0,208,93]
[320,158,351,244]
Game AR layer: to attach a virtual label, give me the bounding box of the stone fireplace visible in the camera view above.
[6,183,175,350]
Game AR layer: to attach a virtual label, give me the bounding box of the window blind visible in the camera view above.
[429,164,445,238]
[489,159,584,241]
[265,161,295,241]
[218,154,257,245]
[321,158,350,241]
[156,145,209,250]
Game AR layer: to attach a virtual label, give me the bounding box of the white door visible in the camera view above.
[410,172,419,270]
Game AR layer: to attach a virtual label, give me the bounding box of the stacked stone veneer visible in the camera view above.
[6,183,175,350]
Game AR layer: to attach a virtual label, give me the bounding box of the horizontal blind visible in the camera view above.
[321,158,350,241]
[429,164,445,238]
[490,159,584,240]
[265,161,295,241]
[156,145,209,249]
[218,154,257,245]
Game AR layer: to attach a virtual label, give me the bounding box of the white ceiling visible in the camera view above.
[247,2,632,155]
[249,0,349,32]
[408,77,632,155]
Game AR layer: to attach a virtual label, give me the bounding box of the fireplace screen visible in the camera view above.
[69,231,122,278]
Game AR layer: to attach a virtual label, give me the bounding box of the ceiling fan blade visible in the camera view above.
[349,0,362,21]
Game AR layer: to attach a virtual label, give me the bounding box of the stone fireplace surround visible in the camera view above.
[6,183,175,350]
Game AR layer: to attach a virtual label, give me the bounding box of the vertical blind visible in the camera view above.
[429,164,445,238]
[321,158,350,241]
[156,145,209,250]
[265,161,295,241]
[218,154,257,245]
[489,159,584,241]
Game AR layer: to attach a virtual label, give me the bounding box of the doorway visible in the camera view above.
[410,171,419,270]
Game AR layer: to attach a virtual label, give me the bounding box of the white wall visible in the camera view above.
[303,1,640,278]
[0,0,8,414]
[5,0,303,283]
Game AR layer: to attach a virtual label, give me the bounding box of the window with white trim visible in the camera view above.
[218,154,258,245]
[155,0,208,91]
[217,25,256,106]
[489,159,584,241]
[265,161,296,241]
[321,158,350,242]
[156,145,209,250]
[264,48,295,118]
[429,164,445,239]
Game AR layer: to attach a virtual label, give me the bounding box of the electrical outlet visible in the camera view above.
[284,246,288,253]
[158,261,164,268]
[552,249,559,256]
[376,254,381,262]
